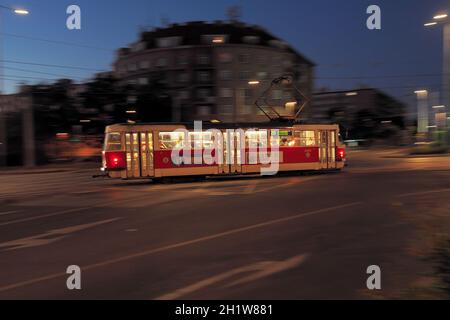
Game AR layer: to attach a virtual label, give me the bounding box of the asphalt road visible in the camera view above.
[0,149,449,299]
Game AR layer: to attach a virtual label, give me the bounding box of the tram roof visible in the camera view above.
[106,121,340,130]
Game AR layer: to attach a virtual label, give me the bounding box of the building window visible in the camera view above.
[220,104,233,115]
[177,73,189,83]
[243,36,260,44]
[257,71,269,80]
[128,63,137,72]
[220,88,233,98]
[269,39,287,49]
[197,88,211,99]
[139,60,150,70]
[219,70,233,81]
[243,105,253,115]
[138,78,148,85]
[197,54,211,65]
[197,106,211,116]
[156,36,182,48]
[197,71,211,83]
[203,34,228,44]
[218,52,233,63]
[178,55,189,65]
[239,71,251,80]
[156,58,167,68]
[238,54,250,63]
[179,90,190,100]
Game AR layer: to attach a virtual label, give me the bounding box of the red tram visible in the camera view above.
[101,122,346,180]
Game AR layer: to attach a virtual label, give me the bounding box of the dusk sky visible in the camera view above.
[2,0,450,109]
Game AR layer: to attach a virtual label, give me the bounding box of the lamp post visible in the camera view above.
[414,90,429,137]
[424,12,449,129]
[0,5,29,167]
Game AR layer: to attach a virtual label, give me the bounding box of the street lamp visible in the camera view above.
[423,11,449,124]
[0,4,30,93]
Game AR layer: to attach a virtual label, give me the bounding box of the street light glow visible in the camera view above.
[248,80,260,85]
[13,8,29,15]
[414,90,428,94]
[424,22,438,27]
[432,105,445,109]
[433,14,448,20]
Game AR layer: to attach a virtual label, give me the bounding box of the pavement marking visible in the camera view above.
[0,211,19,217]
[396,188,450,198]
[0,218,121,251]
[0,207,92,227]
[0,191,168,226]
[0,202,361,293]
[156,254,308,300]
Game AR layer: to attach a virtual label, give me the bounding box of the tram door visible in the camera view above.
[318,130,337,169]
[125,132,154,178]
[222,131,243,174]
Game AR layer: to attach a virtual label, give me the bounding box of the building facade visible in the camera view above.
[0,91,34,166]
[113,21,315,123]
[312,88,406,142]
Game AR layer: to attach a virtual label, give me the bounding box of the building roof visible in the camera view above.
[118,21,315,66]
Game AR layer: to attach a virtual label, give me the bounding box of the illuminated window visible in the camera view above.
[271,130,295,147]
[159,132,185,150]
[246,130,269,148]
[295,131,316,146]
[202,35,228,44]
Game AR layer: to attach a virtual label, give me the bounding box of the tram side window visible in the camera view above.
[159,132,185,150]
[105,133,122,151]
[246,131,269,148]
[272,130,295,147]
[295,131,316,147]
